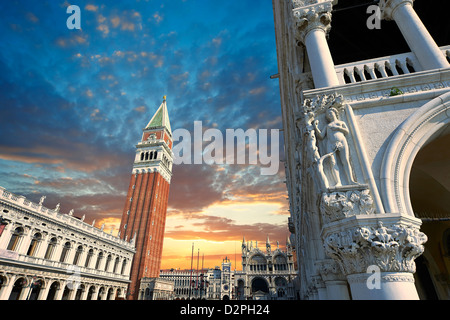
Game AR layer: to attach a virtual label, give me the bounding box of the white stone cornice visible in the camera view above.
[131,165,172,184]
[0,187,135,252]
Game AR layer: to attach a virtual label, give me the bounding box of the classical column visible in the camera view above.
[35,233,49,259]
[90,287,99,300]
[293,0,340,88]
[52,237,64,261]
[17,226,33,256]
[0,222,13,249]
[66,287,77,300]
[80,286,89,300]
[381,0,449,70]
[0,274,16,300]
[37,280,51,300]
[76,246,88,267]
[65,240,77,264]
[54,280,66,300]
[109,288,118,300]
[322,214,427,300]
[315,260,351,300]
[96,252,106,271]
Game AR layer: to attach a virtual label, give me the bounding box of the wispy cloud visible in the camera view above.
[0,0,287,269]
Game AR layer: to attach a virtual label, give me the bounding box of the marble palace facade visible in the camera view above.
[272,0,450,299]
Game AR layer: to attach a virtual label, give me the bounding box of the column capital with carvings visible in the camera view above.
[292,0,335,44]
[322,215,427,276]
[379,0,414,20]
[315,259,347,282]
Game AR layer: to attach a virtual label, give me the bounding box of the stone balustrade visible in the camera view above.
[335,45,450,85]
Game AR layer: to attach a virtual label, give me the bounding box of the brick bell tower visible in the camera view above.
[119,96,173,300]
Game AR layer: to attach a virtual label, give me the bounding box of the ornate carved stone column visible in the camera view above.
[322,214,427,299]
[297,92,428,299]
[315,260,351,300]
[292,0,340,88]
[380,0,449,70]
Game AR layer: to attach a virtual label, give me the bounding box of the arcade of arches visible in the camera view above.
[0,274,124,300]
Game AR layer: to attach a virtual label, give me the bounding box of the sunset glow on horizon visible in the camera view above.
[0,0,290,272]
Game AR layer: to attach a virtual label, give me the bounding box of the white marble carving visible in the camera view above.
[323,221,427,275]
[320,188,375,223]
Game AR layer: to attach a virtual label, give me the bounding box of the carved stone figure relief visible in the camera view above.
[313,107,356,187]
[298,93,357,190]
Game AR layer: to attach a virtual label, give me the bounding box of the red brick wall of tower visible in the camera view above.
[119,171,170,300]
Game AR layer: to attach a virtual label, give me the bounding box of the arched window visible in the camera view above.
[7,227,24,252]
[107,288,114,300]
[140,152,144,161]
[28,279,43,301]
[145,152,149,160]
[44,237,58,260]
[8,278,26,300]
[73,245,83,265]
[86,286,95,300]
[27,232,42,257]
[46,281,60,300]
[85,249,94,268]
[60,241,71,263]
[105,254,112,271]
[113,257,120,273]
[75,284,85,300]
[274,255,287,271]
[250,254,266,272]
[98,287,105,300]
[154,151,158,159]
[121,258,127,275]
[95,251,104,269]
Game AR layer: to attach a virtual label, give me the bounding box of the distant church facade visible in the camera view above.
[272,0,450,299]
[235,237,297,300]
[158,238,297,300]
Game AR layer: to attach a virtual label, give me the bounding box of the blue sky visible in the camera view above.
[0,0,287,268]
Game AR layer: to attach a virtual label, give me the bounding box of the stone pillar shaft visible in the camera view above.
[293,1,340,88]
[325,280,351,300]
[383,0,449,70]
[305,28,340,88]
